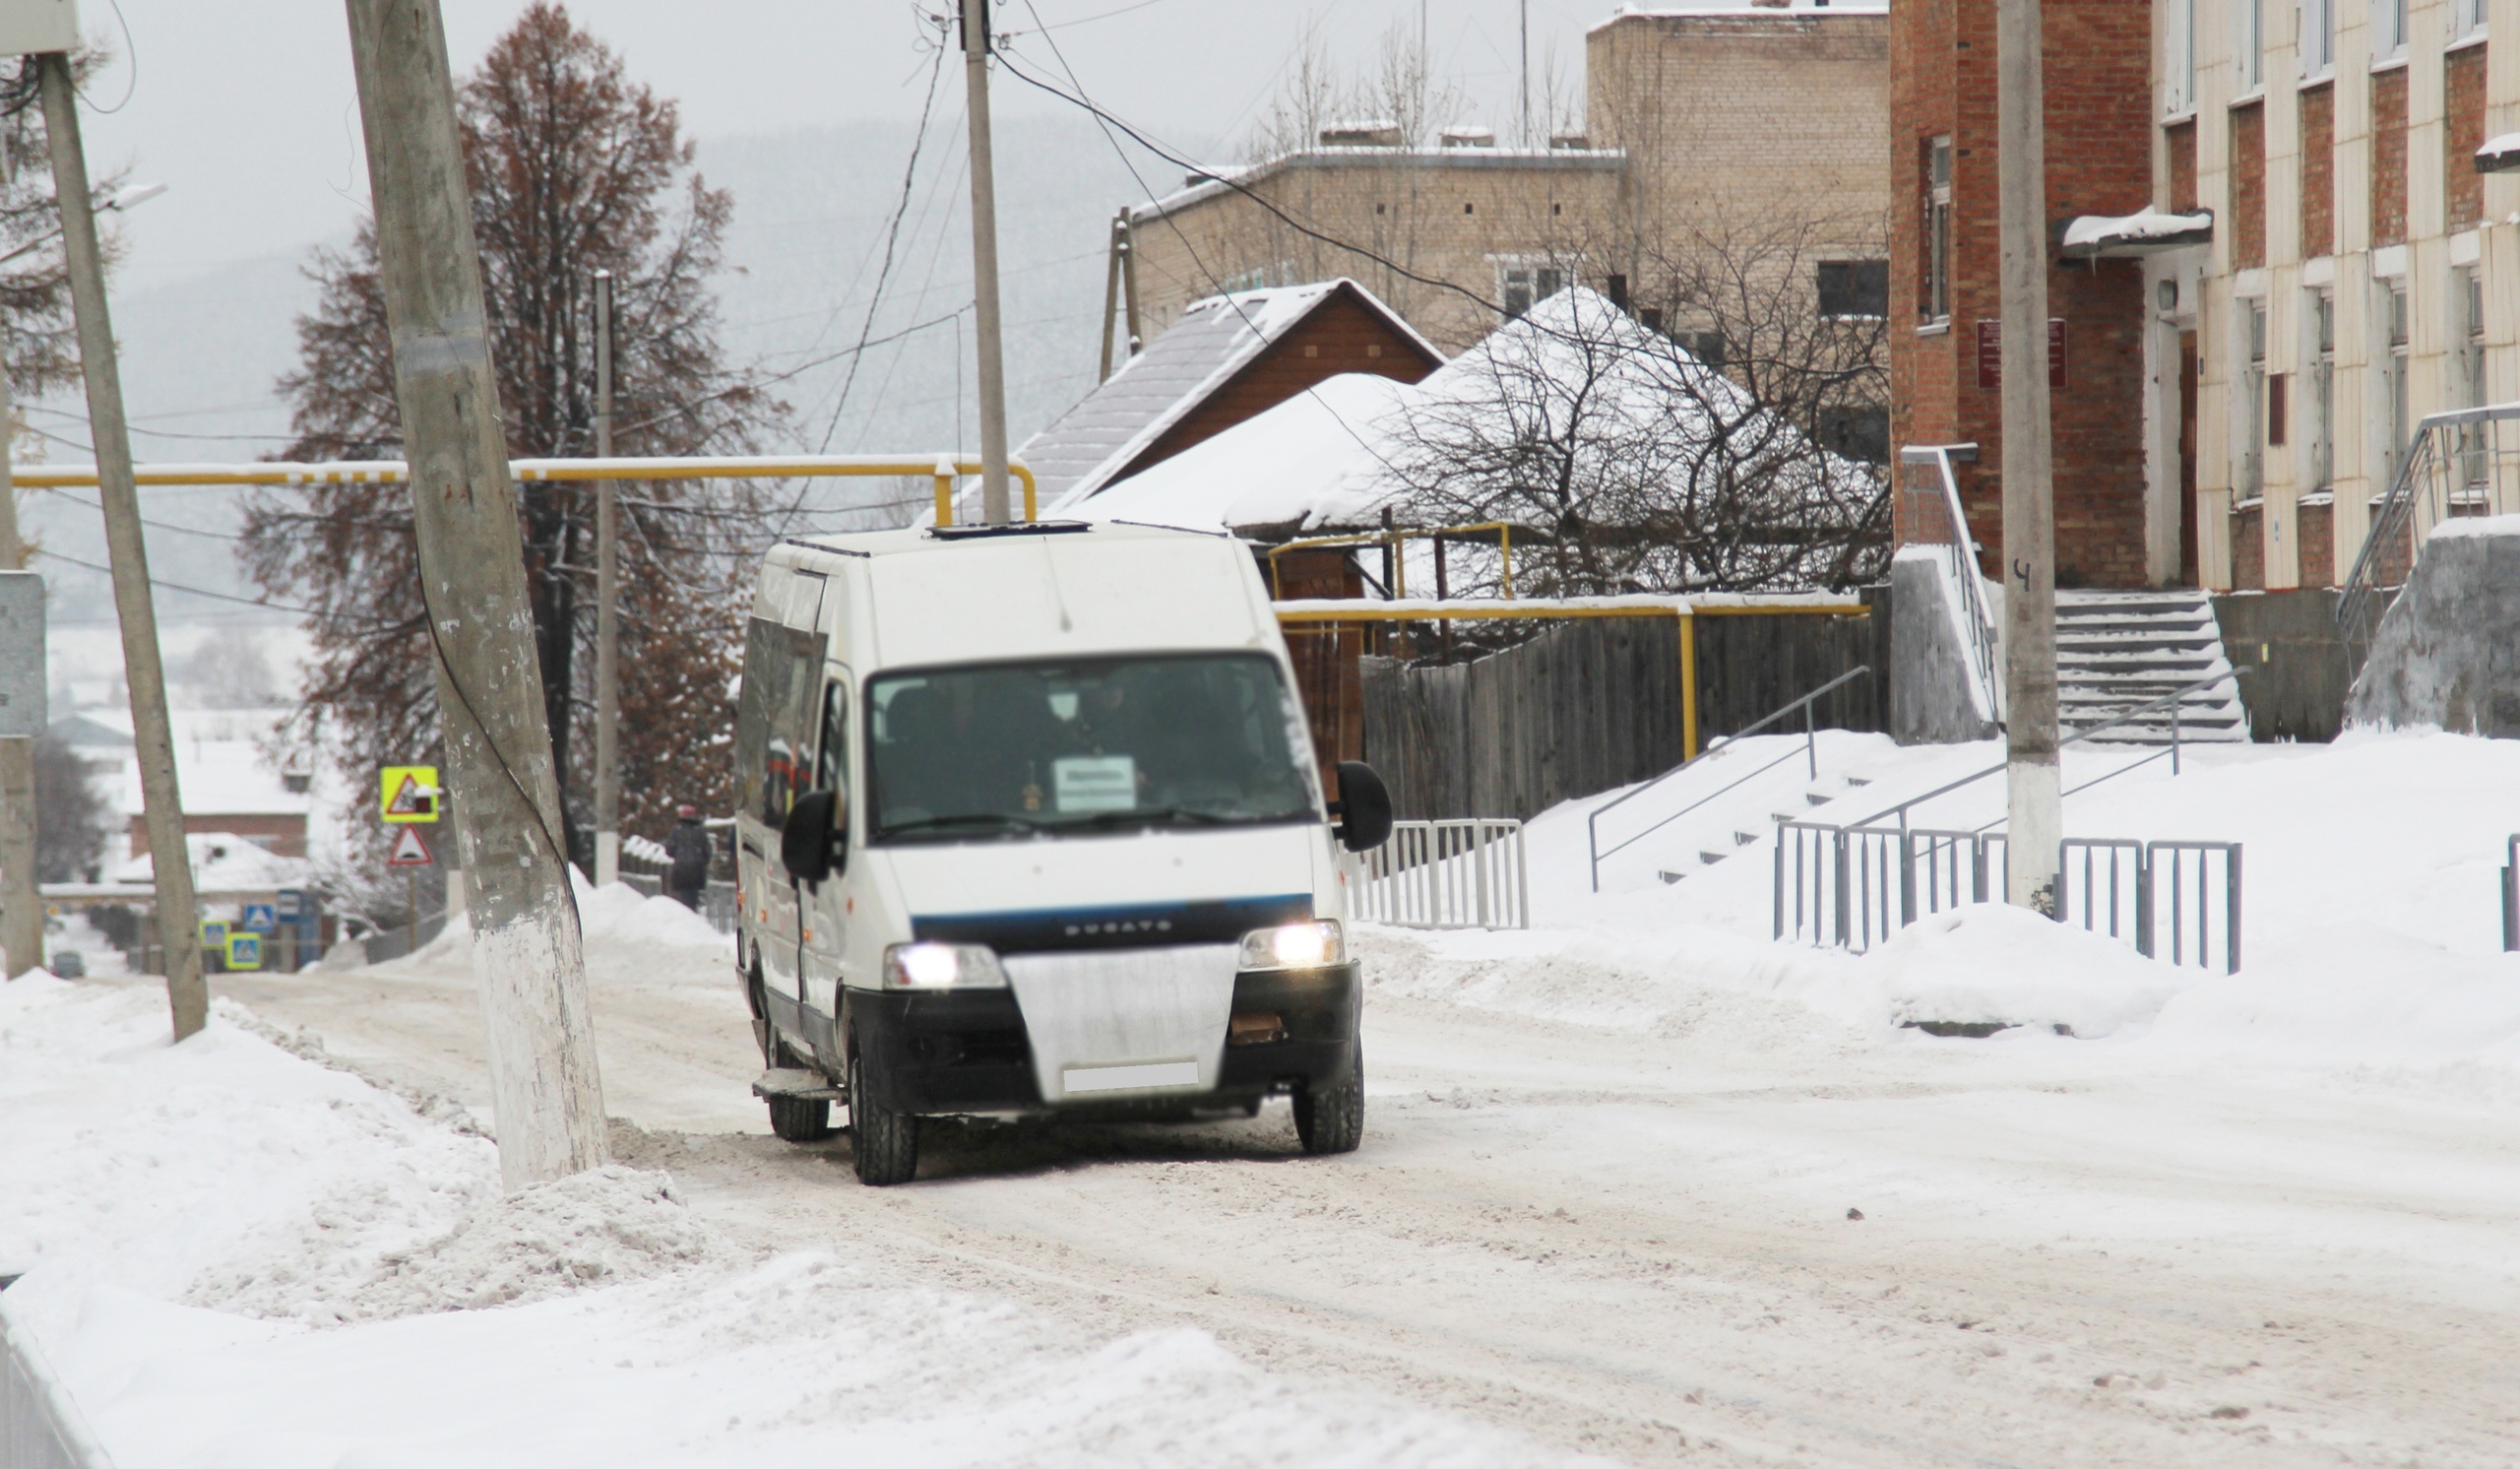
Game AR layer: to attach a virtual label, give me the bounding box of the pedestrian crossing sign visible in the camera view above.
[225,932,263,971]
[382,765,441,823]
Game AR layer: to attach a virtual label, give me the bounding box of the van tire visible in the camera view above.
[767,1092,832,1142]
[1293,1046,1363,1155]
[849,1040,919,1185]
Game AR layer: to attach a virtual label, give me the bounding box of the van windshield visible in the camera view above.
[865,654,1317,844]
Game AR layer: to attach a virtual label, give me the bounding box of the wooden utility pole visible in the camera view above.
[592,268,617,889]
[345,0,606,1187]
[38,55,204,1035]
[1098,214,1123,383]
[961,0,1013,524]
[1997,0,2061,911]
[0,351,38,980]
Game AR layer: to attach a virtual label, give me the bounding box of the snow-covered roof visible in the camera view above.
[2478,132,2520,172]
[109,710,309,819]
[1070,286,1878,545]
[114,831,315,891]
[1590,1,1888,33]
[2059,208,2214,258]
[1019,279,1438,510]
[47,712,131,750]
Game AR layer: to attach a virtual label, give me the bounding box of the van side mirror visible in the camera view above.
[1331,761,1393,853]
[781,789,847,883]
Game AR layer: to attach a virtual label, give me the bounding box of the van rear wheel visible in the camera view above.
[849,1040,919,1185]
[1293,1046,1363,1155]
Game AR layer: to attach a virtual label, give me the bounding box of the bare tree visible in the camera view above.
[242,4,787,868]
[1384,285,1884,596]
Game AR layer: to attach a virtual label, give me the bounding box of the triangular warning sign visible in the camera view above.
[385,826,434,867]
[386,773,432,818]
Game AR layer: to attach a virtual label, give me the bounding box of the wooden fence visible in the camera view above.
[1358,592,1887,821]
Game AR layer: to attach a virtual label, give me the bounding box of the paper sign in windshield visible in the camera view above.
[1053,754,1136,812]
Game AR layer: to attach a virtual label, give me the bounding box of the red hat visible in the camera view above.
[676,803,698,818]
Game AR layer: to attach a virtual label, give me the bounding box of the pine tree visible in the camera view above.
[242,4,785,866]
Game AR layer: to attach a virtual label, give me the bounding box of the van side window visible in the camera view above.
[734,616,826,827]
[815,680,849,795]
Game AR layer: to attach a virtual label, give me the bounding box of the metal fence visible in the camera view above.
[2503,836,2519,953]
[1775,822,2006,952]
[1349,819,1529,929]
[3,1301,116,1469]
[1778,823,2236,971]
[2053,838,2243,973]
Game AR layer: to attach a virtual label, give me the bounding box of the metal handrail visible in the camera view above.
[1842,668,2247,833]
[1584,665,1872,891]
[1900,444,2001,723]
[2339,402,2520,666]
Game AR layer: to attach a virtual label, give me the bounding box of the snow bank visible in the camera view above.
[1369,730,2520,1081]
[0,956,1587,1467]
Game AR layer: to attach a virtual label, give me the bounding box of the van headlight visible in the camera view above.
[1236,920,1344,971]
[881,942,1009,990]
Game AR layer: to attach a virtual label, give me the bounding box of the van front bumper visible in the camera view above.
[848,961,1359,1117]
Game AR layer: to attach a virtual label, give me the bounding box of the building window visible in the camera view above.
[1686,330,1727,369]
[1816,260,1889,319]
[2241,299,2268,498]
[2241,0,2264,90]
[2309,288,2334,492]
[2453,0,2487,40]
[2167,0,2196,112]
[1922,135,1952,323]
[2300,0,2334,76]
[1814,404,1891,466]
[1500,264,1563,320]
[2377,0,2409,59]
[2458,267,2488,488]
[2383,283,2411,488]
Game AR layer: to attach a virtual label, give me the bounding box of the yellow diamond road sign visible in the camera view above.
[381,765,440,823]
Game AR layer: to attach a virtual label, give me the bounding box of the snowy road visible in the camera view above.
[207,924,2520,1467]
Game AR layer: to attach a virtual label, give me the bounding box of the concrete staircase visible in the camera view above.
[2054,590,2247,743]
[1659,773,1872,882]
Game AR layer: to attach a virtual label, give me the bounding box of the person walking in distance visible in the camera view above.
[664,804,712,910]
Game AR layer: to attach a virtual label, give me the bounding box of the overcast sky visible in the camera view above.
[74,0,1670,294]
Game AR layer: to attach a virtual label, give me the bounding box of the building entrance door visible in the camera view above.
[2178,330,2200,587]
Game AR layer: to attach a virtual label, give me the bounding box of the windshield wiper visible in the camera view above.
[876,812,1045,839]
[1063,806,1290,829]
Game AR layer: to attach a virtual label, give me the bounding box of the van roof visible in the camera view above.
[774,520,1279,669]
[780,519,1228,560]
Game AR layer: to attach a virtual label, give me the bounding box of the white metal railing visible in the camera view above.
[2340,402,2520,671]
[1898,444,2002,723]
[1348,819,1529,929]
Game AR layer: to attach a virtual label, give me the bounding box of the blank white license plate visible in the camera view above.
[1062,1059,1199,1094]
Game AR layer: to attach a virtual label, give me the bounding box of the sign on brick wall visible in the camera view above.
[1974,318,2068,391]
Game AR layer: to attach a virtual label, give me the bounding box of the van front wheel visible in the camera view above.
[1293,1046,1363,1155]
[849,1040,919,1185]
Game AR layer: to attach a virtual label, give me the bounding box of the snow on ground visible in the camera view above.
[0,977,1593,1468]
[13,734,2520,1465]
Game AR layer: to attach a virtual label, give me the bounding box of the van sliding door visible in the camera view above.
[732,569,825,1017]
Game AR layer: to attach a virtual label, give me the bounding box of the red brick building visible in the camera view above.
[1890,0,2167,590]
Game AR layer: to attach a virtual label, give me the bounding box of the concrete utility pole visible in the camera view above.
[1996,0,2061,912]
[0,352,38,981]
[346,0,606,1187]
[38,55,204,1036]
[592,269,617,889]
[961,0,1013,524]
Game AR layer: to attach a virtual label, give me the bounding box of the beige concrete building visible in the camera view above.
[2158,0,2519,590]
[1122,0,1890,359]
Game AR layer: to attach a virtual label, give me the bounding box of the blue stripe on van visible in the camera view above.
[912,893,1311,955]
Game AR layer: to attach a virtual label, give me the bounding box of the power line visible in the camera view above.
[29,546,395,624]
[816,37,953,454]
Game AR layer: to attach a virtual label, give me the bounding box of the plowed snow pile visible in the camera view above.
[0,978,1595,1468]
